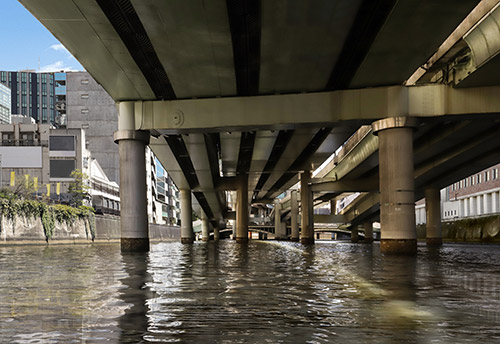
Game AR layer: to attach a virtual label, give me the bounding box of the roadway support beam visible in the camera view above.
[236,174,249,243]
[300,171,314,245]
[180,189,194,244]
[364,221,373,243]
[201,212,210,242]
[290,190,299,241]
[114,102,150,252]
[373,117,417,255]
[425,187,443,246]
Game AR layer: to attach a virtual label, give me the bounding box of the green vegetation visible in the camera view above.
[68,169,91,207]
[0,188,95,241]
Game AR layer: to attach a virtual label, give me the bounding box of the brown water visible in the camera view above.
[1,240,500,343]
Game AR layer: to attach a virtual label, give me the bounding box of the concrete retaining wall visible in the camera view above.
[417,215,500,242]
[0,214,181,244]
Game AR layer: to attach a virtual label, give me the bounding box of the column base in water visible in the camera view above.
[181,237,194,244]
[426,238,443,246]
[121,238,150,252]
[301,237,314,245]
[381,239,417,255]
[236,237,249,243]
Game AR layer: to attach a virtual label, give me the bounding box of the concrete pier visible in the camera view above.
[425,187,443,246]
[213,227,220,241]
[180,189,194,244]
[201,212,210,242]
[274,200,286,240]
[300,171,314,245]
[364,221,374,243]
[114,102,150,252]
[351,228,359,243]
[373,117,417,255]
[236,174,249,243]
[290,190,299,241]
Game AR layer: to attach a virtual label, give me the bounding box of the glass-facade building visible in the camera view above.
[0,70,56,124]
[0,83,11,124]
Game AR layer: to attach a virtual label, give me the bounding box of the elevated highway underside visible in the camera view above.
[18,0,500,253]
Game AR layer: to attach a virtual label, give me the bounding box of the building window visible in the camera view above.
[50,159,76,178]
[81,94,89,99]
[478,174,482,184]
[493,168,499,180]
[49,135,75,151]
[81,79,89,85]
[81,108,89,114]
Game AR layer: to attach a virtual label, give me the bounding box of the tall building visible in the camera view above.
[0,71,56,124]
[0,83,11,124]
[65,71,180,225]
[65,71,119,183]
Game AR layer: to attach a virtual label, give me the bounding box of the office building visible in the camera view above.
[0,71,56,124]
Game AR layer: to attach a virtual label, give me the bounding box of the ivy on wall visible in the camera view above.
[0,194,96,241]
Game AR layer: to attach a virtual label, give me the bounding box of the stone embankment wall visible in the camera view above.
[0,214,180,244]
[417,215,500,243]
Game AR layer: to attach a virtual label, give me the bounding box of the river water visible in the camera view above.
[1,240,500,343]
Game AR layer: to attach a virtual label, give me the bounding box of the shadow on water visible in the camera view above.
[118,251,152,344]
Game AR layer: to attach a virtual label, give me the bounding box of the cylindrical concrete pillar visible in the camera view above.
[180,189,194,244]
[373,117,417,255]
[274,200,286,240]
[351,228,359,243]
[201,212,210,242]
[300,171,314,244]
[235,174,249,243]
[114,130,150,251]
[364,221,373,243]
[290,190,299,241]
[114,102,150,252]
[213,227,220,241]
[425,187,442,246]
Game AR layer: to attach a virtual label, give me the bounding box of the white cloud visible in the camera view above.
[50,44,69,53]
[39,61,78,73]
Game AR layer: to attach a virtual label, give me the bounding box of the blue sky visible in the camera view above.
[0,0,84,72]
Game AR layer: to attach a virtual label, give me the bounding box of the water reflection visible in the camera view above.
[118,252,151,343]
[1,242,500,342]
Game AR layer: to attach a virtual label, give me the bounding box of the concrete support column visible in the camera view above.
[114,101,150,252]
[290,190,299,241]
[180,189,194,244]
[364,221,373,243]
[351,228,359,243]
[213,227,220,241]
[373,117,417,255]
[425,187,442,246]
[235,174,249,243]
[274,200,286,240]
[201,212,210,242]
[300,171,314,244]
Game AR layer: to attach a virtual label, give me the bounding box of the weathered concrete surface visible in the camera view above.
[417,215,500,242]
[0,214,181,244]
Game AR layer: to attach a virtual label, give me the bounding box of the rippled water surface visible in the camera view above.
[1,241,500,343]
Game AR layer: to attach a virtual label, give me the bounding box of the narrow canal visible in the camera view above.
[1,241,500,343]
